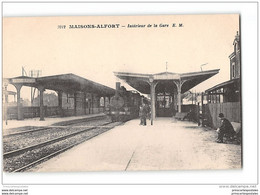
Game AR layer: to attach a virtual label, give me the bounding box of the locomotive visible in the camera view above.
[107,82,143,122]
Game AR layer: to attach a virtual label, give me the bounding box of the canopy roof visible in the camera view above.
[7,73,115,96]
[114,69,220,94]
[205,78,240,93]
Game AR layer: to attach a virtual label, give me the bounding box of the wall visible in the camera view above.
[6,106,60,119]
[205,102,241,129]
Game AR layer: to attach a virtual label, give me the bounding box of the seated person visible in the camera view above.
[216,113,236,143]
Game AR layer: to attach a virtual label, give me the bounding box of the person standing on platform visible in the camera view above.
[146,104,151,121]
[139,103,147,126]
[139,105,144,125]
[142,103,148,126]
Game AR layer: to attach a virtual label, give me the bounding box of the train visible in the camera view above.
[107,82,145,122]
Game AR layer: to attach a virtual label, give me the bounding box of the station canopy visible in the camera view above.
[205,78,240,93]
[7,73,115,96]
[114,69,220,94]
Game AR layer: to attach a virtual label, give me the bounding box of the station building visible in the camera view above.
[206,31,241,104]
[204,32,241,128]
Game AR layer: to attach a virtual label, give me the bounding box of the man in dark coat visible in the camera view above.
[216,113,236,143]
[139,103,147,126]
[139,105,144,125]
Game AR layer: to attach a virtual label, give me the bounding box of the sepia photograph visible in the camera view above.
[3,14,241,173]
[1,2,258,195]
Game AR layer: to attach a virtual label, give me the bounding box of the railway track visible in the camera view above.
[3,119,122,172]
[3,126,52,137]
[3,119,112,153]
[51,115,107,126]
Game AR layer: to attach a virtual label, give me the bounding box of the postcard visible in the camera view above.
[3,14,241,173]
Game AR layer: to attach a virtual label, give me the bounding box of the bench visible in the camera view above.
[174,112,188,120]
[231,122,241,134]
[224,122,241,144]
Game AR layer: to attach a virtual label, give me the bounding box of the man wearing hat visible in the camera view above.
[216,113,236,143]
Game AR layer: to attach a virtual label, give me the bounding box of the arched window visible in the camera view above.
[100,97,104,107]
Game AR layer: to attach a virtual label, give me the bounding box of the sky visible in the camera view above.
[3,14,239,100]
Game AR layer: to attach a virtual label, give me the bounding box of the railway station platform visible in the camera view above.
[29,118,242,172]
[2,113,106,131]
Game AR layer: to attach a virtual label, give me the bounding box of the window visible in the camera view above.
[220,95,223,103]
[157,93,172,108]
[100,97,104,107]
[232,62,235,78]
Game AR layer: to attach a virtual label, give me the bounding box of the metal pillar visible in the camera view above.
[58,91,63,116]
[177,87,182,113]
[150,82,155,125]
[39,87,45,121]
[201,92,204,108]
[173,80,186,113]
[197,102,200,126]
[103,97,106,112]
[84,93,87,115]
[74,92,77,116]
[14,84,23,120]
[4,85,8,124]
[4,85,8,104]
[149,79,157,125]
[91,94,94,114]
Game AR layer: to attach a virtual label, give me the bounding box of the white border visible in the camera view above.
[1,1,258,190]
